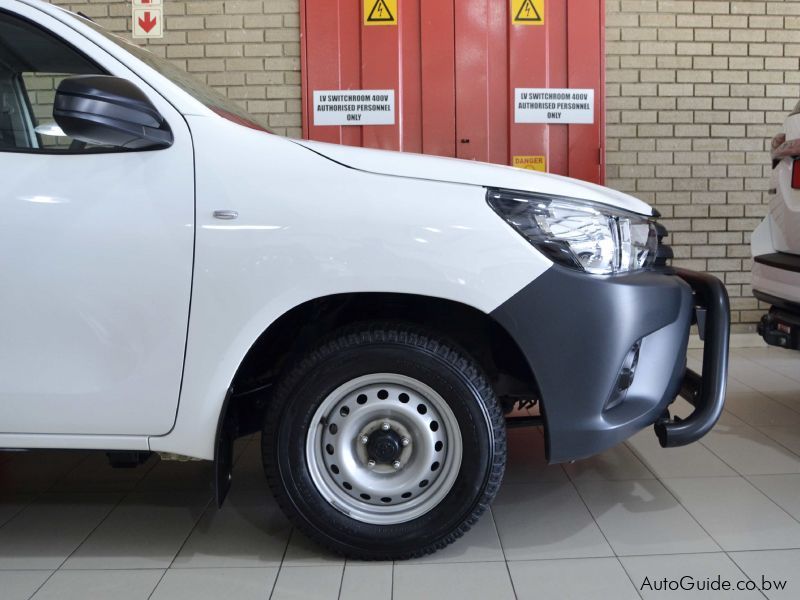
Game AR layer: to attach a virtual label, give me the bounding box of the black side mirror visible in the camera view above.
[53,75,173,150]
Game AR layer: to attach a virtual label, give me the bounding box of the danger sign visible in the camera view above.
[314,90,395,126]
[512,0,544,26]
[364,0,397,26]
[132,0,163,39]
[513,156,547,172]
[515,88,595,124]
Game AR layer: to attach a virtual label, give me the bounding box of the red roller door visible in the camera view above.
[300,0,605,184]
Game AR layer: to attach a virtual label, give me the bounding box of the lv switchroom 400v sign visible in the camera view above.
[515,88,595,124]
[313,90,396,126]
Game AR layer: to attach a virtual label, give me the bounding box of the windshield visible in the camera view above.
[78,16,270,132]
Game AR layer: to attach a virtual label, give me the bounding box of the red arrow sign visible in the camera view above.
[138,11,158,33]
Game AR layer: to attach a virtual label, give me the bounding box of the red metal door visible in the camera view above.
[300,0,605,184]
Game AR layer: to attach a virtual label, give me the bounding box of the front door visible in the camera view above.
[0,7,194,436]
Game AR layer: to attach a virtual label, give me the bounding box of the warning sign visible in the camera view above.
[515,88,594,124]
[364,0,397,26]
[313,90,395,126]
[512,0,544,25]
[513,156,547,172]
[132,0,163,39]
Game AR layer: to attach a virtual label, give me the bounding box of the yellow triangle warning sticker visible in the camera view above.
[512,0,544,25]
[364,0,397,26]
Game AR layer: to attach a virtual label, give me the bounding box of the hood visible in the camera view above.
[293,139,653,216]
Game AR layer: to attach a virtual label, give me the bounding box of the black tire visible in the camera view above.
[262,322,506,560]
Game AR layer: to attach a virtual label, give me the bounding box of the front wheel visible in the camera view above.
[262,323,506,560]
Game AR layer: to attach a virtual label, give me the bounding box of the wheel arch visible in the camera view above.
[225,291,544,436]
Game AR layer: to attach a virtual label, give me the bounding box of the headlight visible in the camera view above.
[487,188,658,275]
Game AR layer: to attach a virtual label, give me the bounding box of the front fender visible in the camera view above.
[149,117,550,459]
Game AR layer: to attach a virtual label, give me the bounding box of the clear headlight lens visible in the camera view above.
[487,188,658,275]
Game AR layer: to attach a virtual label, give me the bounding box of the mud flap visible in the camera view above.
[214,387,236,507]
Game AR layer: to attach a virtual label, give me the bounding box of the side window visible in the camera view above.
[0,11,107,153]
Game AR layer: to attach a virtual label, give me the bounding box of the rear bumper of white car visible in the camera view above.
[753,253,800,350]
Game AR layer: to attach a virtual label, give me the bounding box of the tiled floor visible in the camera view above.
[2,346,800,599]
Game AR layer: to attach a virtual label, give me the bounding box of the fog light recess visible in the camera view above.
[604,341,641,411]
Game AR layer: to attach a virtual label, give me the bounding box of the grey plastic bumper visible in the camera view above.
[491,265,729,463]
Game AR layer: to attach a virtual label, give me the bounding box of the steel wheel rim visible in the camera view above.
[305,373,463,525]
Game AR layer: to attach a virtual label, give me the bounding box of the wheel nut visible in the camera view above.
[381,422,391,431]
[401,437,410,447]
[368,459,376,468]
[392,460,401,470]
[360,435,369,445]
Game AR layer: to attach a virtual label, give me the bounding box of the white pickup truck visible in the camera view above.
[752,101,800,351]
[0,0,730,559]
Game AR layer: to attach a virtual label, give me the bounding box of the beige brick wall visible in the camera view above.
[49,0,302,137]
[46,1,800,331]
[606,0,800,331]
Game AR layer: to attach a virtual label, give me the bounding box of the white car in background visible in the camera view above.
[0,0,730,559]
[752,101,800,351]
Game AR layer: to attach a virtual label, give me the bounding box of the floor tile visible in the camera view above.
[492,482,613,560]
[172,489,290,568]
[575,479,720,556]
[229,440,269,492]
[626,429,737,479]
[757,426,800,456]
[0,493,37,527]
[0,451,87,492]
[31,569,163,600]
[621,553,763,599]
[62,491,209,569]
[50,452,157,493]
[339,563,393,600]
[407,508,504,564]
[737,347,800,385]
[723,381,800,429]
[0,570,52,600]
[271,565,343,600]
[510,557,639,600]
[0,493,120,569]
[504,428,567,484]
[729,351,800,398]
[747,474,800,521]
[150,567,278,600]
[701,425,800,475]
[664,477,800,551]
[564,444,655,482]
[730,549,799,599]
[393,561,515,600]
[282,529,345,566]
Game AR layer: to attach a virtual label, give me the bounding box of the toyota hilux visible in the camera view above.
[0,0,729,559]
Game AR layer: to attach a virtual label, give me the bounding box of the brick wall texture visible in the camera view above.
[47,0,800,332]
[606,0,800,332]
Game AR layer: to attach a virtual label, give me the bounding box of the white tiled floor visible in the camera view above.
[1,346,800,599]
